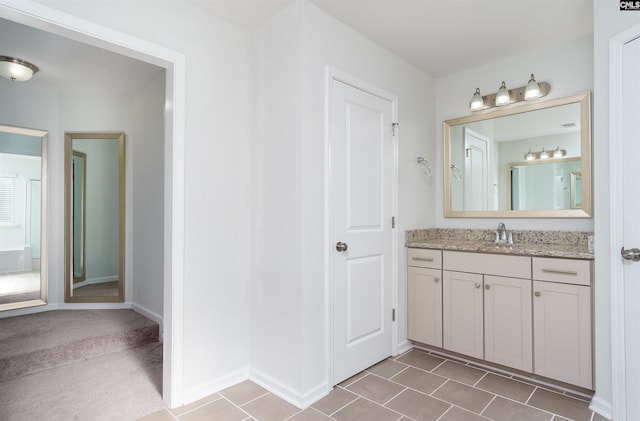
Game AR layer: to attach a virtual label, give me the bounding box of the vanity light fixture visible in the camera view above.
[553,146,566,158]
[524,73,542,100]
[525,150,535,160]
[495,81,511,105]
[524,147,566,161]
[469,74,550,112]
[0,56,39,81]
[469,88,485,111]
[539,148,550,159]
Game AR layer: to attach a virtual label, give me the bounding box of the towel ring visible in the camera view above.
[417,157,432,177]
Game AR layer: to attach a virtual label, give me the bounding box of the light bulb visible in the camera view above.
[524,73,541,100]
[539,148,549,159]
[525,150,535,160]
[495,81,511,105]
[553,146,565,158]
[469,88,485,111]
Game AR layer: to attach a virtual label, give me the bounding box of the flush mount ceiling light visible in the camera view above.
[0,56,39,82]
[469,74,551,112]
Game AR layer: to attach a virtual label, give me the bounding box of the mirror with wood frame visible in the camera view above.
[443,92,591,218]
[65,132,124,302]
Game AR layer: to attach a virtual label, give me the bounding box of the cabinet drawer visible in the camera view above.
[532,257,591,286]
[407,248,442,269]
[443,251,531,279]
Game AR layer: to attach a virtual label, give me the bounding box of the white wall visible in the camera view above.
[251,0,434,405]
[435,34,594,231]
[592,2,640,417]
[28,0,255,402]
[132,71,165,320]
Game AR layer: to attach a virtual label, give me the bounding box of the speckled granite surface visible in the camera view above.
[405,228,594,260]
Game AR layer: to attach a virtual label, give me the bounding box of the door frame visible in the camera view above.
[608,21,640,421]
[0,0,186,408]
[325,66,399,387]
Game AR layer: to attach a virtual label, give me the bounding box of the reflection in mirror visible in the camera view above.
[507,157,581,210]
[0,124,48,311]
[444,92,591,218]
[571,172,582,209]
[72,151,86,282]
[65,132,124,302]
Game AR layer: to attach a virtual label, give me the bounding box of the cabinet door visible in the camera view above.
[407,267,442,347]
[443,271,483,359]
[484,275,532,372]
[533,281,592,388]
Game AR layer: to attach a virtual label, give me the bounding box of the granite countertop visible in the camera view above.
[405,228,594,260]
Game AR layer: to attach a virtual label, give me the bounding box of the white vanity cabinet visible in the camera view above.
[442,270,483,359]
[406,247,594,389]
[443,251,533,371]
[407,249,442,347]
[532,257,593,389]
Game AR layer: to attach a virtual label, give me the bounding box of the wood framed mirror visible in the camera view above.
[0,124,48,311]
[64,132,124,302]
[443,92,591,218]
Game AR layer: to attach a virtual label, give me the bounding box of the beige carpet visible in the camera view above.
[0,309,159,381]
[0,309,164,420]
[0,341,164,421]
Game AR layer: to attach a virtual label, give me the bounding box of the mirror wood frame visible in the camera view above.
[443,92,592,218]
[64,132,125,303]
[0,124,49,311]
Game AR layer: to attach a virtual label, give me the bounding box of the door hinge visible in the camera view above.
[392,308,396,322]
[392,122,399,136]
[392,216,395,229]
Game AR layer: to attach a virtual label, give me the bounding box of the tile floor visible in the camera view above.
[139,348,607,421]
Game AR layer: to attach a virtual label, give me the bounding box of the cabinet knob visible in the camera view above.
[475,282,481,289]
[534,291,541,297]
[434,277,440,283]
[485,284,490,290]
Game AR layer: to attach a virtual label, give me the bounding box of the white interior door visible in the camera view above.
[611,22,640,421]
[463,128,488,210]
[330,75,395,385]
[620,32,640,421]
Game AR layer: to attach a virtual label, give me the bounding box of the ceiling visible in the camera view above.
[192,0,594,78]
[0,0,593,91]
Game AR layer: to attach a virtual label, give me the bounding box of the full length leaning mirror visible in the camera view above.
[65,132,124,302]
[444,92,591,218]
[0,124,48,311]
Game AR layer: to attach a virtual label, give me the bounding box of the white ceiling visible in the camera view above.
[0,17,163,92]
[192,0,594,78]
[0,0,593,91]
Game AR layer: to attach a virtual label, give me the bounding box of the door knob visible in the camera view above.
[621,247,640,261]
[336,242,348,252]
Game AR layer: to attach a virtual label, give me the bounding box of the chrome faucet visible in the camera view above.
[496,223,512,244]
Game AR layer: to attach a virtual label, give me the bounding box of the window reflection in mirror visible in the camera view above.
[0,124,48,311]
[443,92,591,218]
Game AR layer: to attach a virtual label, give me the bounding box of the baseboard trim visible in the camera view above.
[132,303,163,338]
[589,395,612,420]
[397,339,413,355]
[57,302,132,310]
[182,366,250,406]
[249,368,329,409]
